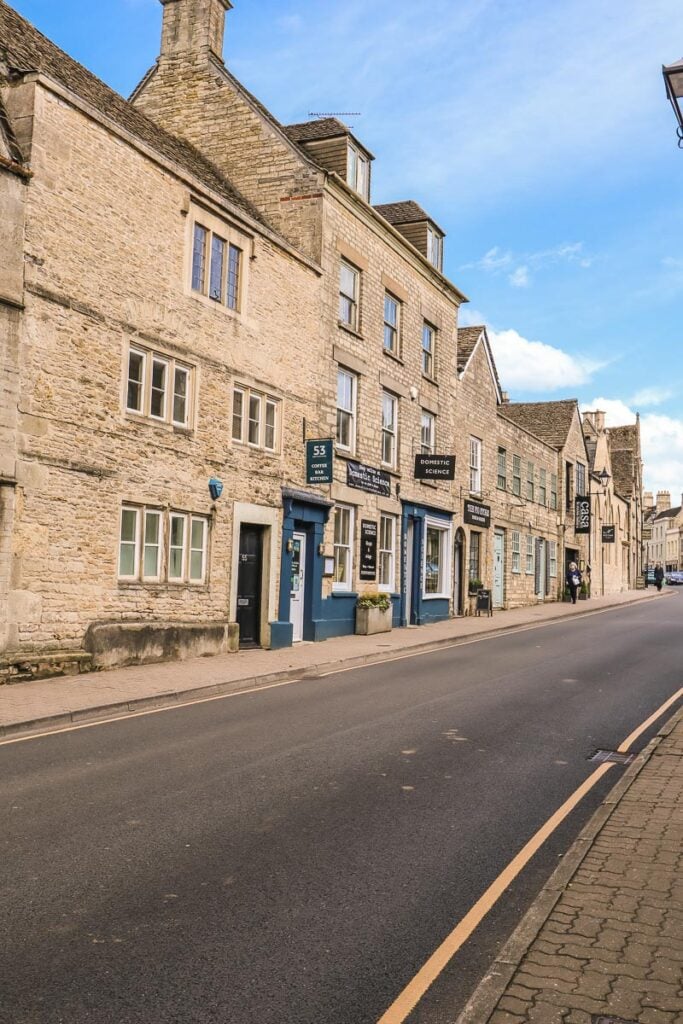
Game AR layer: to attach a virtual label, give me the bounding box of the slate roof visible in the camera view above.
[500,400,579,449]
[374,200,435,226]
[284,118,350,143]
[607,424,638,451]
[610,448,635,499]
[655,505,682,521]
[0,0,266,225]
[457,325,485,370]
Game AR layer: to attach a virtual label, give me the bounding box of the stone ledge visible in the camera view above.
[0,650,92,685]
[83,619,238,670]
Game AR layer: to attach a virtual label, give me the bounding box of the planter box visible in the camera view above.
[355,605,392,635]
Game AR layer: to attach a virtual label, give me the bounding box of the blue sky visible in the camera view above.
[9,0,683,495]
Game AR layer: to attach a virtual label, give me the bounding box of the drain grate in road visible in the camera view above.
[588,749,636,766]
[592,1016,640,1024]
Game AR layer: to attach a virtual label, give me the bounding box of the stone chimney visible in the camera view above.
[500,391,509,403]
[656,490,671,512]
[160,0,232,63]
[643,491,653,508]
[593,410,605,432]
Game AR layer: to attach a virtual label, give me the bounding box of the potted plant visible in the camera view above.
[355,592,392,635]
[563,586,572,602]
[468,578,483,596]
[579,580,589,600]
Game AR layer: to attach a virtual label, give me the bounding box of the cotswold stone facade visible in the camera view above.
[0,0,645,678]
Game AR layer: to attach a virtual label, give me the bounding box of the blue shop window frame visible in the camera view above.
[400,502,452,627]
[278,494,331,645]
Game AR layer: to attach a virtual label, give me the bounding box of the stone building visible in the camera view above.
[132,0,467,639]
[455,327,563,611]
[0,0,325,678]
[645,492,683,571]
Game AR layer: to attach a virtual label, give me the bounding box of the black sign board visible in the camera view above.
[476,589,492,616]
[575,495,591,534]
[306,438,333,485]
[347,460,391,497]
[464,500,491,529]
[359,520,378,581]
[414,454,456,481]
[602,525,616,543]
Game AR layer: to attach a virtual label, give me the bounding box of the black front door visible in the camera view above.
[237,525,263,648]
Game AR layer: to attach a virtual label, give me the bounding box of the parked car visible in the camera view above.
[665,571,683,585]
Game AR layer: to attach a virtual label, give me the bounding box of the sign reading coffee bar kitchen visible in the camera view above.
[575,495,591,534]
[346,461,391,497]
[464,500,491,528]
[414,454,456,481]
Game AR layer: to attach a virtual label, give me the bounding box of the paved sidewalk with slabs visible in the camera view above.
[0,588,666,738]
[457,706,683,1024]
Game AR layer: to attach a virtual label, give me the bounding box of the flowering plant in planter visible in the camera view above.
[356,592,392,634]
[468,578,483,596]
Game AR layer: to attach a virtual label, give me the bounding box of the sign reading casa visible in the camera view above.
[575,496,591,534]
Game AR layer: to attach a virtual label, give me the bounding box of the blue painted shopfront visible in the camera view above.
[400,501,452,627]
[277,488,334,645]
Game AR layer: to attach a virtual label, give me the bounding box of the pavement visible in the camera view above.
[2,586,682,1024]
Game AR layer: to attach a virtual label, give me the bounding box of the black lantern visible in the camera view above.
[598,467,610,490]
[663,58,683,146]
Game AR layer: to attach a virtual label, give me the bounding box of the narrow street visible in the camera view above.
[1,596,681,1024]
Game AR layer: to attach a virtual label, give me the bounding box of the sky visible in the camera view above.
[8,0,683,496]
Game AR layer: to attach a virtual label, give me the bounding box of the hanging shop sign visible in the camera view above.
[414,454,456,481]
[574,495,591,534]
[306,439,334,485]
[346,461,392,497]
[602,525,616,543]
[359,520,378,581]
[464,500,491,529]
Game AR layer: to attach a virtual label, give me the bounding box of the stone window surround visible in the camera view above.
[187,202,250,315]
[333,503,355,592]
[118,504,209,586]
[123,341,196,432]
[232,383,281,454]
[336,366,358,454]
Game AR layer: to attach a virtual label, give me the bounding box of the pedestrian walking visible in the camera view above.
[566,561,582,605]
[654,563,664,592]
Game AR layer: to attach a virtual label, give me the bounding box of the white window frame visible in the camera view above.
[512,454,522,496]
[378,514,397,593]
[426,227,443,271]
[333,504,355,592]
[497,447,507,490]
[382,391,398,469]
[347,142,370,200]
[125,344,194,430]
[526,461,535,502]
[383,292,400,354]
[422,517,451,599]
[420,410,435,455]
[550,473,558,510]
[539,468,547,506]
[339,260,359,330]
[336,367,357,453]
[118,506,208,585]
[511,530,521,573]
[469,436,482,495]
[525,534,534,575]
[232,384,281,453]
[550,541,558,578]
[422,322,435,378]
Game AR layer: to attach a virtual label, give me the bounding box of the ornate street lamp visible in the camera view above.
[598,467,610,490]
[662,58,683,146]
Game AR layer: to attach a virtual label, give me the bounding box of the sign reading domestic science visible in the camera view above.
[359,520,378,581]
[575,495,591,534]
[602,525,616,543]
[414,454,456,481]
[346,461,391,498]
[464,500,491,529]
[305,438,334,485]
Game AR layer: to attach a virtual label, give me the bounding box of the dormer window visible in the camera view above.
[427,226,443,271]
[347,143,370,201]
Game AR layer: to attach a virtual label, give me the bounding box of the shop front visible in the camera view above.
[278,488,333,646]
[400,501,453,626]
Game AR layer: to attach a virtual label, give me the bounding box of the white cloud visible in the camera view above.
[629,387,672,408]
[489,328,602,391]
[509,266,530,288]
[583,396,683,496]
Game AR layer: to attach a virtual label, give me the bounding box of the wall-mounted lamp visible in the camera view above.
[663,58,683,146]
[286,538,294,554]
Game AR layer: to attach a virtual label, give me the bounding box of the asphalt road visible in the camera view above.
[1,596,681,1024]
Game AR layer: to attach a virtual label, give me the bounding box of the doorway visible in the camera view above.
[290,532,307,642]
[454,528,465,615]
[405,518,415,624]
[493,529,505,608]
[237,525,263,648]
